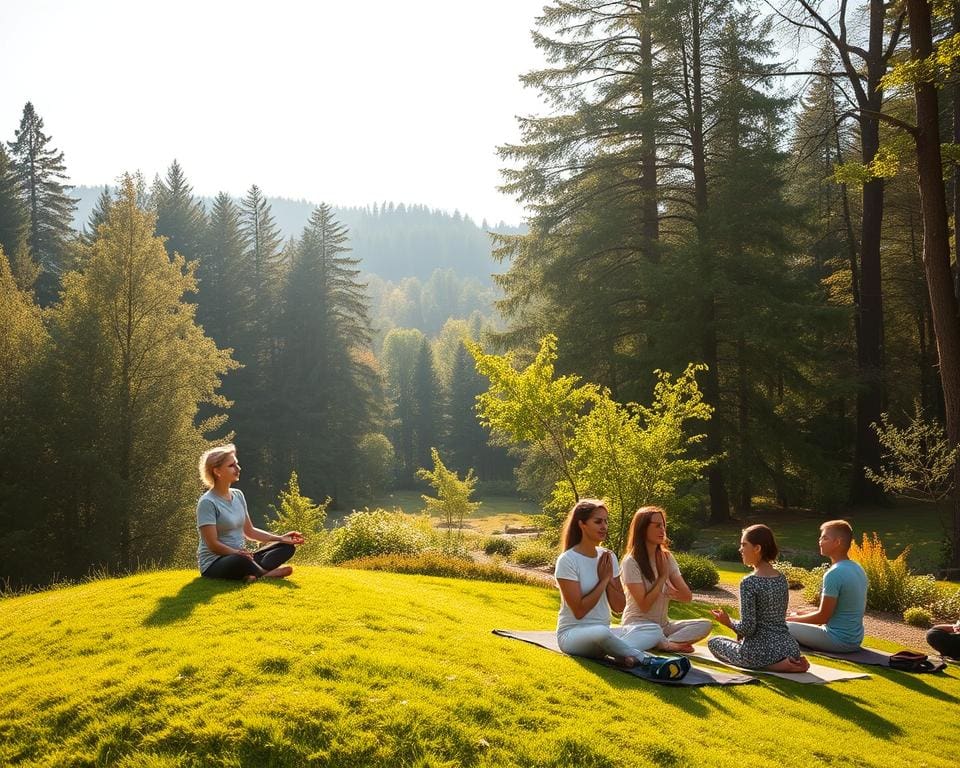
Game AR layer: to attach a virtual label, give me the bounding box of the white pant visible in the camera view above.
[619,619,711,648]
[557,624,653,661]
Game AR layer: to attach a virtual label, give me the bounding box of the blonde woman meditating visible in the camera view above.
[619,506,711,654]
[554,498,690,680]
[196,444,304,581]
[708,524,809,672]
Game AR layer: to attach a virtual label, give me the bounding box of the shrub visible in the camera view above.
[713,542,741,562]
[484,537,516,557]
[327,508,431,564]
[511,539,557,568]
[673,552,719,590]
[772,561,811,590]
[929,587,960,622]
[850,533,916,613]
[904,574,940,610]
[801,564,830,604]
[338,553,549,587]
[903,606,933,627]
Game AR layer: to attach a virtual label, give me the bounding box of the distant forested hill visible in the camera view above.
[72,186,524,282]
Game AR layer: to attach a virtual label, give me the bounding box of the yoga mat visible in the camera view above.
[689,645,870,684]
[492,630,756,686]
[798,645,947,672]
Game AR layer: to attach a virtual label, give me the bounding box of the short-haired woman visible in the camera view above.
[554,499,690,680]
[619,506,711,654]
[197,444,304,581]
[708,524,809,672]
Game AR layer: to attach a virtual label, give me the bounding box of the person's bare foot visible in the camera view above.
[262,565,293,579]
[659,641,695,654]
[615,655,639,669]
[244,574,258,584]
[767,656,810,673]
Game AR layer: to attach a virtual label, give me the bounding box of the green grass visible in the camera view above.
[694,500,948,574]
[2,568,958,767]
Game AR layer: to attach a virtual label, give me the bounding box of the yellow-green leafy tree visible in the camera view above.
[470,335,713,551]
[46,174,236,575]
[417,447,481,555]
[0,246,49,584]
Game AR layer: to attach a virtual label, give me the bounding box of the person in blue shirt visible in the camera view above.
[786,520,867,652]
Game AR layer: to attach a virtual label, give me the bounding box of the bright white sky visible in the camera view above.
[1,0,550,225]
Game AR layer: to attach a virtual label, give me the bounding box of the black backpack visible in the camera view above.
[888,650,945,673]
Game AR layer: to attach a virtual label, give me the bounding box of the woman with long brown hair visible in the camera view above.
[619,506,711,654]
[553,498,690,680]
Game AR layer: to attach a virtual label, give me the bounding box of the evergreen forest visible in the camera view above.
[4,0,960,587]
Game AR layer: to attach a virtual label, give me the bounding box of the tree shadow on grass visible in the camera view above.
[871,666,960,703]
[143,577,300,627]
[762,679,902,738]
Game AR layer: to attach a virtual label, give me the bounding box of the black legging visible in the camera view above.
[927,628,960,660]
[201,542,296,580]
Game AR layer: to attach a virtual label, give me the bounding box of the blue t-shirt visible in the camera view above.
[822,559,868,645]
[196,489,249,573]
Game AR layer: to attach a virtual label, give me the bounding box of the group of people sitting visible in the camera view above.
[554,498,957,680]
[194,444,959,674]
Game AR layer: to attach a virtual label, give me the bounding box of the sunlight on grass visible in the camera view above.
[2,568,957,767]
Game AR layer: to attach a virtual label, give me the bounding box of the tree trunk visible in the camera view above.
[639,0,660,260]
[907,0,960,566]
[849,3,888,503]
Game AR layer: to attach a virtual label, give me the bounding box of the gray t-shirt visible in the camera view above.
[196,489,249,573]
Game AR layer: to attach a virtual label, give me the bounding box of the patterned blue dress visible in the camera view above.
[708,572,801,668]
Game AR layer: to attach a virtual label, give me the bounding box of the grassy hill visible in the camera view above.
[1,568,957,767]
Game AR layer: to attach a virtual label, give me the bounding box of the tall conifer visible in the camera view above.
[153,160,207,261]
[7,102,77,302]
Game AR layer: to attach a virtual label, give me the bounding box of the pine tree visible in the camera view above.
[152,160,207,261]
[446,340,508,478]
[197,191,249,346]
[411,336,442,472]
[6,102,77,303]
[381,327,427,480]
[45,174,236,574]
[240,184,284,330]
[81,186,114,244]
[276,204,380,502]
[0,145,34,290]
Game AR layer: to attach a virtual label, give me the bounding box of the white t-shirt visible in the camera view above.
[554,546,620,638]
[620,550,681,627]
